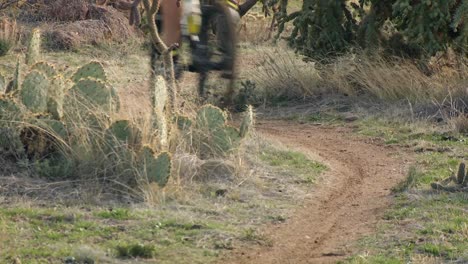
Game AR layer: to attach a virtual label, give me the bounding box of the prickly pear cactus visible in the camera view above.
[456,162,466,186]
[106,120,142,149]
[0,73,5,93]
[192,105,249,158]
[5,59,20,94]
[140,146,172,187]
[31,62,57,78]
[240,105,254,138]
[0,127,24,158]
[20,71,49,113]
[26,28,41,65]
[0,95,22,120]
[153,76,168,113]
[196,105,227,129]
[175,115,192,130]
[431,162,468,192]
[37,118,68,139]
[71,78,118,112]
[47,75,65,120]
[212,126,242,154]
[71,61,107,83]
[20,118,67,160]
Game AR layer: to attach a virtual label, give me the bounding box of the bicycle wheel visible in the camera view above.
[194,1,237,106]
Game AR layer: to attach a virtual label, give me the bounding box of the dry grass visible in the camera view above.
[247,47,467,119]
[238,14,274,45]
[0,17,18,56]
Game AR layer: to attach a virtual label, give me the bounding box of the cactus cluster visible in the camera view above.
[431,162,468,192]
[179,104,254,158]
[0,30,173,188]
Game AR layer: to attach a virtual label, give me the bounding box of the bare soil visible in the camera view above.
[221,120,412,264]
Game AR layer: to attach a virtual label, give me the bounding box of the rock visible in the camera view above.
[344,115,359,122]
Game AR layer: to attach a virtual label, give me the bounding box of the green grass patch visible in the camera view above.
[260,147,327,183]
[115,243,157,258]
[95,208,133,220]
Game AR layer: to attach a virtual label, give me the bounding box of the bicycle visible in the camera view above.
[131,0,238,107]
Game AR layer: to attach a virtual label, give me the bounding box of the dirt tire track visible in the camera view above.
[222,120,412,264]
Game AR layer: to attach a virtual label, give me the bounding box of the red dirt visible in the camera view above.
[221,120,412,264]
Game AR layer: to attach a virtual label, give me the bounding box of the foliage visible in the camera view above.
[275,0,467,58]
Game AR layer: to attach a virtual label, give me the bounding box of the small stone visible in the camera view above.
[344,115,359,122]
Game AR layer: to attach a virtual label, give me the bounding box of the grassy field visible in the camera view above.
[0,135,326,263]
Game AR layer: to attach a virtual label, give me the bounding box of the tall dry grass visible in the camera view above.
[0,17,18,56]
[249,47,468,108]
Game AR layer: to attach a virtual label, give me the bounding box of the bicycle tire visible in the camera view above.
[195,1,237,105]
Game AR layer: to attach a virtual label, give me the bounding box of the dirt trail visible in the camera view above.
[223,120,411,264]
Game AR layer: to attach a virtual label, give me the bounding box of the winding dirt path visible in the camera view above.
[222,120,412,264]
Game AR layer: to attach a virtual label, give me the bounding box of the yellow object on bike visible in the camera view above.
[188,14,202,35]
[225,0,239,11]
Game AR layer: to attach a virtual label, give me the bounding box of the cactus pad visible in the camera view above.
[153,75,167,113]
[47,76,65,119]
[20,118,67,159]
[140,146,171,187]
[72,61,107,83]
[21,71,49,113]
[31,62,57,78]
[0,95,21,120]
[176,115,192,130]
[212,126,242,154]
[456,163,466,186]
[106,120,142,149]
[26,28,41,65]
[6,59,20,94]
[37,119,67,139]
[196,105,226,129]
[0,73,5,93]
[71,78,118,112]
[0,127,24,158]
[240,105,254,138]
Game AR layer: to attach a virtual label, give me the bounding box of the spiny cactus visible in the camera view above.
[190,105,253,158]
[240,105,254,138]
[0,73,5,93]
[26,28,41,65]
[0,95,22,120]
[36,118,68,140]
[456,162,466,186]
[431,162,468,192]
[71,61,107,83]
[153,75,167,114]
[20,71,49,113]
[140,146,172,187]
[106,120,143,149]
[175,115,192,130]
[20,118,67,160]
[5,58,20,94]
[47,75,65,120]
[71,78,118,112]
[0,127,24,158]
[31,62,57,78]
[196,105,227,129]
[153,76,168,148]
[212,126,242,154]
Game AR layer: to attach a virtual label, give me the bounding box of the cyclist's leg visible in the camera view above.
[161,0,182,46]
